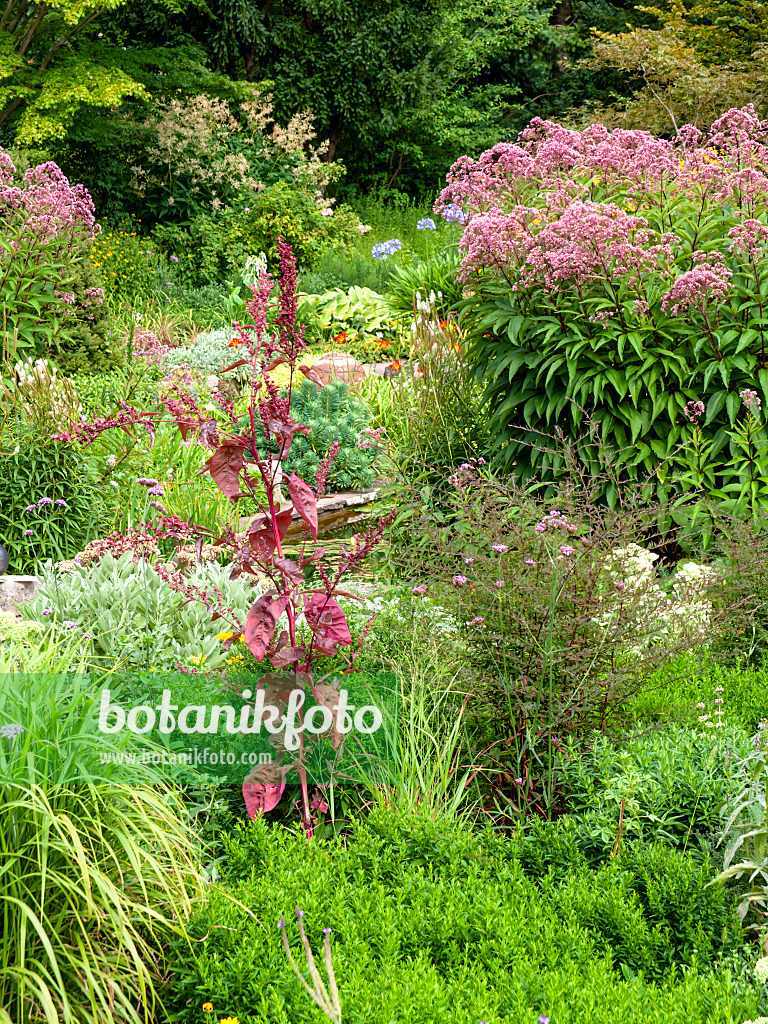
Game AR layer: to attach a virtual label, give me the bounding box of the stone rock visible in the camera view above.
[0,575,40,612]
[311,353,367,385]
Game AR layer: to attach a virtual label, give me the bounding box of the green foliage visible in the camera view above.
[70,365,164,417]
[557,725,737,860]
[18,552,258,672]
[0,424,101,573]
[0,670,202,1024]
[164,808,760,1024]
[245,379,379,492]
[299,249,392,295]
[185,183,362,282]
[625,654,768,734]
[163,327,251,385]
[48,252,118,374]
[383,250,464,322]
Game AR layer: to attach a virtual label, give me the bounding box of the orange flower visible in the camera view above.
[390,360,401,371]
[333,331,347,343]
[453,342,461,352]
[228,337,242,348]
[378,338,392,349]
[439,320,448,330]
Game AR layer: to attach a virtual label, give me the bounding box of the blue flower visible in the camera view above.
[372,238,403,260]
[417,218,436,230]
[442,204,466,224]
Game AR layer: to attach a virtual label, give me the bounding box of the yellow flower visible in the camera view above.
[218,1018,239,1024]
[202,1004,213,1014]
[216,631,233,640]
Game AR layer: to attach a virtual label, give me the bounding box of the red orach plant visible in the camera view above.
[58,237,393,835]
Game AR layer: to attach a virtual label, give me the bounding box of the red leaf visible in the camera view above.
[263,357,287,372]
[203,441,245,502]
[270,646,306,669]
[242,762,287,819]
[273,556,304,586]
[248,508,293,558]
[287,472,318,540]
[222,357,250,373]
[300,547,326,565]
[244,592,290,661]
[304,594,352,656]
[299,364,324,387]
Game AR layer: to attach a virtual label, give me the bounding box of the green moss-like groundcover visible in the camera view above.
[164,808,763,1024]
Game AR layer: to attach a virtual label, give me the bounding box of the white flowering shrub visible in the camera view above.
[9,357,83,429]
[594,543,718,646]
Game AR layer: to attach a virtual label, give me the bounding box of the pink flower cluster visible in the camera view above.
[437,105,768,311]
[661,262,732,316]
[0,153,96,244]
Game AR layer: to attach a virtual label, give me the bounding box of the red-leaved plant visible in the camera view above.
[58,238,392,835]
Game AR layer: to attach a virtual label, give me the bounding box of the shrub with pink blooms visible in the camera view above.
[0,151,115,374]
[443,106,768,508]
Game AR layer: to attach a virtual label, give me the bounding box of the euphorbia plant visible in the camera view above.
[57,238,392,835]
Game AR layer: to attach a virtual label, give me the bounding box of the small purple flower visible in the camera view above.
[322,927,333,934]
[170,255,179,262]
[525,559,536,566]
[741,388,762,411]
[452,574,468,586]
[24,504,36,512]
[468,616,485,626]
[442,203,466,224]
[23,529,33,536]
[615,581,625,590]
[559,545,575,556]
[538,1017,550,1024]
[55,498,67,507]
[296,908,304,918]
[492,544,509,554]
[464,557,475,565]
[136,478,158,487]
[0,723,24,739]
[149,501,168,513]
[412,584,428,595]
[494,580,505,588]
[514,777,524,785]
[277,917,285,929]
[417,218,437,231]
[147,485,165,496]
[82,632,92,639]
[534,524,546,533]
[36,497,53,507]
[41,608,53,615]
[62,620,77,629]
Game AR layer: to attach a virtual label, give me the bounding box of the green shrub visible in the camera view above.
[178,183,363,284]
[300,249,392,294]
[556,726,742,860]
[164,808,760,1024]
[18,553,259,672]
[242,378,379,492]
[0,424,102,573]
[47,252,118,375]
[70,365,165,417]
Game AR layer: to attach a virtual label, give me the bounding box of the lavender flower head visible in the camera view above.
[492,544,508,554]
[372,239,403,260]
[136,477,159,487]
[442,203,467,224]
[685,399,705,421]
[452,574,468,587]
[417,218,437,230]
[36,496,53,507]
[0,723,24,739]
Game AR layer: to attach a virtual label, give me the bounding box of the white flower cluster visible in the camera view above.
[743,1018,768,1023]
[594,543,718,645]
[13,358,83,427]
[242,253,268,286]
[754,956,768,983]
